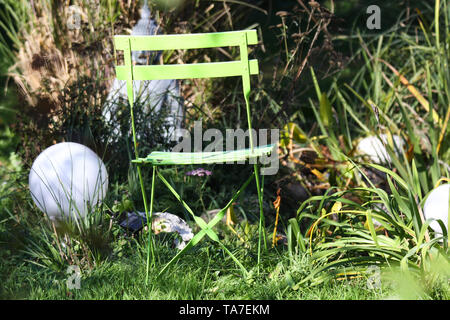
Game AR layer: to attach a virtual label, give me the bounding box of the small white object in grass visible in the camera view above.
[423,184,449,236]
[29,142,108,221]
[356,134,404,164]
[141,211,193,250]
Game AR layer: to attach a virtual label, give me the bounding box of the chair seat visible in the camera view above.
[132,144,275,165]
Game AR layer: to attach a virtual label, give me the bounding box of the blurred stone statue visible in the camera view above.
[103,1,183,147]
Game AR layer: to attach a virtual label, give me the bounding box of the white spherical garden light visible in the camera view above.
[356,134,404,164]
[29,142,108,221]
[423,184,449,236]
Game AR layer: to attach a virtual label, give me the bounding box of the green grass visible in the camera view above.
[0,176,389,300]
[0,244,387,300]
[0,180,387,300]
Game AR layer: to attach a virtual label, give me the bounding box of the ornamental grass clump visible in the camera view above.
[287,0,450,289]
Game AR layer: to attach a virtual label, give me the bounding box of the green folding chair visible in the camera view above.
[113,30,275,282]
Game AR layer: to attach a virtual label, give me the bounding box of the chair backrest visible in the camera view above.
[113,30,260,156]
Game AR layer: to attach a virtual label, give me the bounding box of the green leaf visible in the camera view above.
[365,210,380,247]
[367,163,409,190]
[288,218,306,253]
[319,92,333,128]
[279,122,307,148]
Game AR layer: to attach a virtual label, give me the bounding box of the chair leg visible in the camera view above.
[147,166,157,282]
[135,164,156,285]
[254,163,267,269]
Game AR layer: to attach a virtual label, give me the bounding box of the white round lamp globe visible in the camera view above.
[356,134,404,164]
[423,184,449,236]
[29,142,108,221]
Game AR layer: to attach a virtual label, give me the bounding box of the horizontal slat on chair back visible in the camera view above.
[114,30,257,51]
[115,60,259,80]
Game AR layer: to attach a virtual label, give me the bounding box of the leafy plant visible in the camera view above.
[289,0,450,289]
